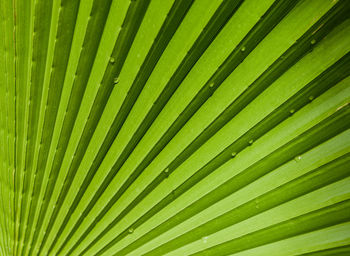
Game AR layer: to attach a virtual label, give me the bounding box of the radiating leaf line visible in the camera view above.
[93,50,350,256]
[78,4,350,255]
[114,104,350,256]
[33,1,152,255]
[1,0,350,255]
[144,152,350,255]
[190,199,350,256]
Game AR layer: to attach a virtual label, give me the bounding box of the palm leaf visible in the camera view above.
[1,0,350,255]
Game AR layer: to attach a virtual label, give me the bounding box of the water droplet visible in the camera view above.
[294,155,302,162]
[128,228,134,234]
[254,199,260,209]
[209,82,215,88]
[231,152,237,158]
[202,237,208,243]
[110,57,115,64]
[248,139,254,145]
[241,46,246,52]
[289,109,295,114]
[310,39,316,45]
[164,168,170,178]
[114,77,119,84]
[309,95,314,101]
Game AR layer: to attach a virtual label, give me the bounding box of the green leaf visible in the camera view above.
[1,0,350,255]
